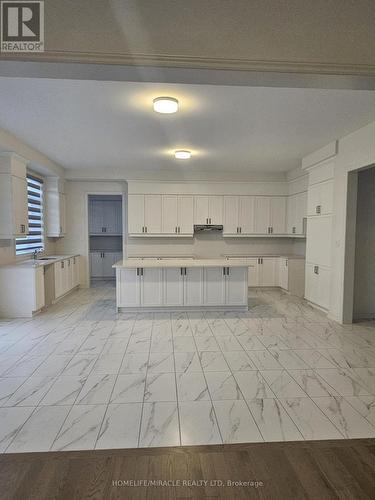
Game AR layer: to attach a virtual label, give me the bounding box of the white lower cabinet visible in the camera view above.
[279,258,289,291]
[243,257,278,287]
[140,268,163,306]
[204,267,226,305]
[278,257,305,297]
[305,264,331,310]
[164,268,184,306]
[54,257,80,300]
[116,266,248,308]
[184,268,204,306]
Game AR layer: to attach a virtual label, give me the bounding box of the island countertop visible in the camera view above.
[113,258,249,269]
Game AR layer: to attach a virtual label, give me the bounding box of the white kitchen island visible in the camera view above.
[114,258,249,312]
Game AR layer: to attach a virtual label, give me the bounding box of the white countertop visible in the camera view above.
[223,254,305,259]
[1,255,80,269]
[114,258,249,268]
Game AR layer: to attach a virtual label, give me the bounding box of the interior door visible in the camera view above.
[223,196,239,234]
[208,196,223,224]
[225,267,248,305]
[144,195,162,234]
[239,196,255,234]
[128,194,144,234]
[270,197,286,234]
[254,197,271,234]
[162,195,178,234]
[204,267,226,305]
[177,196,194,234]
[184,267,204,306]
[164,268,184,306]
[194,196,209,224]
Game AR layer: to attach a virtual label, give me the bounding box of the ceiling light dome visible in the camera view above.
[175,150,191,159]
[153,97,179,114]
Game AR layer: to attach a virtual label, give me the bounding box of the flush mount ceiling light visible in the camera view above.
[175,150,191,160]
[153,97,179,114]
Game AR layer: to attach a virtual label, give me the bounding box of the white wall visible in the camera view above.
[353,166,375,319]
[55,180,126,287]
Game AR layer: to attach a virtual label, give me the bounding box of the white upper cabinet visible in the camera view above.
[0,154,29,238]
[178,196,194,235]
[254,197,271,234]
[128,194,161,235]
[45,178,66,238]
[194,196,223,225]
[307,180,333,216]
[287,191,307,235]
[254,196,286,235]
[161,195,193,235]
[223,196,255,235]
[128,194,144,235]
[144,195,162,234]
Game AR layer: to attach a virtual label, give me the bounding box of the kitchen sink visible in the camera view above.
[38,257,57,260]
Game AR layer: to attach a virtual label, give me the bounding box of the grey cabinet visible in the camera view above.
[90,251,122,278]
[89,199,122,235]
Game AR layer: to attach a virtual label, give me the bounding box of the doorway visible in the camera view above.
[88,195,123,284]
[353,166,375,321]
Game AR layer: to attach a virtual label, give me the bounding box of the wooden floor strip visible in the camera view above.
[1,439,375,499]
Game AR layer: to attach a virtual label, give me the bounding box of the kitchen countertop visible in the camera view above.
[223,254,305,259]
[0,255,80,269]
[114,258,250,268]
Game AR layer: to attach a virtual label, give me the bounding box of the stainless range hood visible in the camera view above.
[194,224,223,232]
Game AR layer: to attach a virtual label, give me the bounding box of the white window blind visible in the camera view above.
[15,174,44,255]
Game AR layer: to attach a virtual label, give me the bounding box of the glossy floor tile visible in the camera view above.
[1,282,375,453]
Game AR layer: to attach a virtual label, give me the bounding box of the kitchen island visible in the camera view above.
[113,258,249,312]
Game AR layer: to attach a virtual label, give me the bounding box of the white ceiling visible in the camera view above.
[1,77,375,174]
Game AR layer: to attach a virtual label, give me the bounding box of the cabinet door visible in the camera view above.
[178,196,194,235]
[117,268,140,307]
[12,175,28,236]
[259,258,277,286]
[103,200,122,234]
[247,258,259,286]
[162,195,178,234]
[254,197,270,234]
[295,192,307,234]
[89,200,103,234]
[279,258,289,290]
[203,267,226,305]
[305,264,320,305]
[128,194,144,234]
[54,261,63,298]
[144,195,162,234]
[318,267,331,310]
[34,267,45,311]
[59,193,66,235]
[270,197,286,234]
[286,195,296,234]
[194,196,209,224]
[306,216,332,267]
[141,268,163,306]
[208,196,223,224]
[239,196,255,234]
[72,256,80,287]
[90,252,103,278]
[320,181,333,215]
[102,252,115,277]
[164,268,184,306]
[226,267,248,305]
[66,258,74,291]
[223,196,239,234]
[184,267,204,306]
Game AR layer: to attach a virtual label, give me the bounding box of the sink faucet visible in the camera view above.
[33,249,43,260]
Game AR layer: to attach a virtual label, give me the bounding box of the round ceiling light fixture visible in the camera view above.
[175,150,191,160]
[153,97,179,114]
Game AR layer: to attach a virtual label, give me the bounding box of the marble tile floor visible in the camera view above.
[1,284,375,453]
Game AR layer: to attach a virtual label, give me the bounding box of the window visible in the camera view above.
[15,174,44,255]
